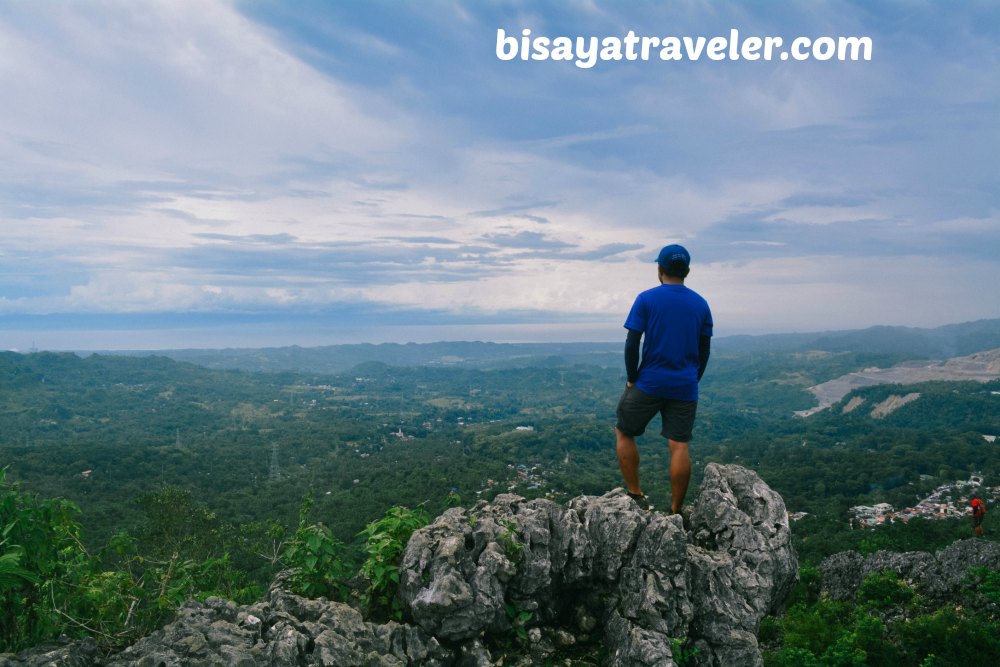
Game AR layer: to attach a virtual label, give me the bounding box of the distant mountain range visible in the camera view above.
[110,341,625,374]
[718,318,1000,358]
[99,318,1000,375]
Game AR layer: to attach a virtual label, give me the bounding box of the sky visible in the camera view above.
[1,0,998,351]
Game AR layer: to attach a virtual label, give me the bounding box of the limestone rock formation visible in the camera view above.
[0,638,97,667]
[0,463,798,667]
[99,584,452,667]
[820,538,1000,601]
[395,461,797,666]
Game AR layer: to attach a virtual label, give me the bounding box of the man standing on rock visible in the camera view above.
[615,244,713,514]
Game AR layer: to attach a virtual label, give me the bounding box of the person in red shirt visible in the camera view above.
[971,496,986,537]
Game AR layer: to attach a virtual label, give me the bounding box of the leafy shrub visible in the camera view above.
[774,599,855,656]
[671,637,701,667]
[857,570,914,610]
[504,602,533,641]
[1,467,87,651]
[499,519,524,562]
[1,470,266,654]
[788,564,823,606]
[766,564,1000,667]
[358,504,429,618]
[963,566,1000,605]
[895,607,1000,667]
[282,492,348,600]
[766,646,824,667]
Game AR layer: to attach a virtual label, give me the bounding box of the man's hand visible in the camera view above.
[626,381,634,388]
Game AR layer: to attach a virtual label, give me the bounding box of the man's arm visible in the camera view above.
[625,329,642,385]
[697,335,711,381]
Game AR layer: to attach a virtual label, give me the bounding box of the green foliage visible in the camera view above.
[848,612,899,666]
[499,519,524,562]
[134,486,222,561]
[504,602,533,642]
[773,599,856,657]
[963,566,1000,605]
[1,466,87,651]
[793,515,983,569]
[0,466,265,653]
[670,637,701,666]
[857,534,890,556]
[282,492,348,600]
[4,347,999,570]
[819,630,869,666]
[788,564,823,606]
[857,570,915,610]
[281,523,347,600]
[894,607,1000,666]
[764,605,887,666]
[56,566,138,639]
[0,550,38,588]
[60,530,258,648]
[766,564,1000,667]
[358,504,429,618]
[766,646,824,667]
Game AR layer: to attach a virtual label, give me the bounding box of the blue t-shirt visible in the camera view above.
[624,284,713,400]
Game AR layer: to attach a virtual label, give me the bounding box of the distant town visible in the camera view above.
[847,474,996,527]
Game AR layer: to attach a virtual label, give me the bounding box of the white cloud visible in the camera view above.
[0,1,400,189]
[698,255,1000,334]
[0,0,997,346]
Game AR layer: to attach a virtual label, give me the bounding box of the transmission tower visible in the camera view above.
[269,443,281,481]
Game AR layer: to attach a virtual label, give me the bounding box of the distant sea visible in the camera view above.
[4,321,627,353]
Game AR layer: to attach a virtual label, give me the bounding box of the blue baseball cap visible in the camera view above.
[655,244,690,269]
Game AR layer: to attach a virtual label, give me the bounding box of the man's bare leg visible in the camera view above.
[668,439,691,514]
[616,427,642,495]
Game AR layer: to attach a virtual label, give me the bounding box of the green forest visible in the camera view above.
[2,330,999,662]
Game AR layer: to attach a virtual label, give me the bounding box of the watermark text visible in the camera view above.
[496,28,873,68]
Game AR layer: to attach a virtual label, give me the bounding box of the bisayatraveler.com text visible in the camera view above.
[496,28,873,68]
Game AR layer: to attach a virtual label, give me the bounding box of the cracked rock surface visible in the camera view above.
[821,538,1000,601]
[398,462,797,666]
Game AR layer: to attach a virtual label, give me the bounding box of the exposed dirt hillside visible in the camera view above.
[796,348,1000,417]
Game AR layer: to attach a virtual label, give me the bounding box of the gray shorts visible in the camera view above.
[616,385,698,442]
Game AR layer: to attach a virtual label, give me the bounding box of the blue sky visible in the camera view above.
[1,0,998,350]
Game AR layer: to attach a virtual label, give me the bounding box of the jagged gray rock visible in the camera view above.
[397,462,797,667]
[821,538,1000,601]
[100,580,453,667]
[1,463,798,667]
[686,463,799,666]
[0,638,98,667]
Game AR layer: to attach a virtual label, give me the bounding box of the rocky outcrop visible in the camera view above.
[0,638,98,667]
[0,463,797,667]
[394,462,797,666]
[821,538,1000,601]
[99,583,453,667]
